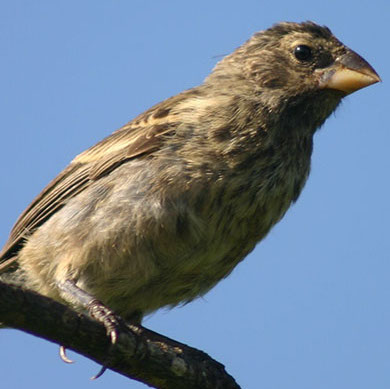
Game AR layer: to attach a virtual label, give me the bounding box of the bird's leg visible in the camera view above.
[57,279,122,378]
[57,279,120,343]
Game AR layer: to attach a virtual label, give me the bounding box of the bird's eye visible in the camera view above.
[294,45,313,62]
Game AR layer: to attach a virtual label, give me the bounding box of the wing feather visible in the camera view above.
[0,91,188,265]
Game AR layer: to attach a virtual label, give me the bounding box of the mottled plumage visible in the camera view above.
[0,22,379,324]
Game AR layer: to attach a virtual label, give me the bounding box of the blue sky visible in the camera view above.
[0,1,389,388]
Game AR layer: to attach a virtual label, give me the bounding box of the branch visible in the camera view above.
[0,281,240,389]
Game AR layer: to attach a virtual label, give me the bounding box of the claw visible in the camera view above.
[88,299,120,344]
[91,366,107,380]
[109,329,117,344]
[59,345,74,364]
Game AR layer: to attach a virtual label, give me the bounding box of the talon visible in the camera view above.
[91,366,107,380]
[59,345,74,364]
[87,299,120,343]
[109,330,117,344]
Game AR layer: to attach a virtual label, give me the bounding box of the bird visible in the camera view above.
[0,22,380,341]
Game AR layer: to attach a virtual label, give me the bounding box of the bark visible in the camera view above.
[0,281,240,389]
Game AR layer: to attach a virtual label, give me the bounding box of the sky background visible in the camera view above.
[0,1,389,388]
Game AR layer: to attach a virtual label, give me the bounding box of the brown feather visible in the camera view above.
[0,93,187,264]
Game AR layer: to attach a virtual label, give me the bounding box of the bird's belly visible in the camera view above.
[97,181,298,317]
[88,210,257,317]
[16,156,309,318]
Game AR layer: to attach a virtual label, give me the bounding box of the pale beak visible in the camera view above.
[317,49,381,94]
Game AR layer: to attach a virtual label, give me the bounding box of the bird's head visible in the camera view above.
[210,21,380,97]
[206,21,380,135]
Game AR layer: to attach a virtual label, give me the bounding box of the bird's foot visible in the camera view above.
[87,299,120,344]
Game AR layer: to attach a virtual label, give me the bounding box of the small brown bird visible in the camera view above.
[0,22,380,337]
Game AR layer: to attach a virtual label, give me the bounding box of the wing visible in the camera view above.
[0,90,192,268]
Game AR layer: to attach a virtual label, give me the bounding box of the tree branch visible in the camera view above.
[0,281,240,389]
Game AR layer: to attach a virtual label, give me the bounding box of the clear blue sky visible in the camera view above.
[1,2,389,388]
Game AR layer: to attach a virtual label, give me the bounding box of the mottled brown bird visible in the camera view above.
[0,22,380,337]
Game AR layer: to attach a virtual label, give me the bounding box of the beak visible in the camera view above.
[317,49,381,94]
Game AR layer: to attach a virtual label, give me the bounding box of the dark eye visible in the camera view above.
[294,45,313,62]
